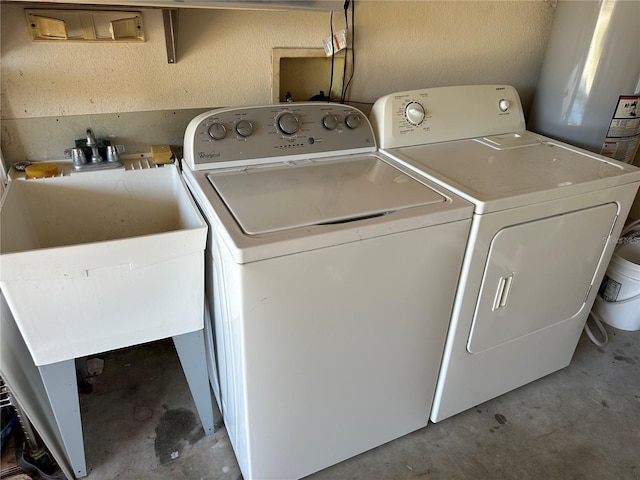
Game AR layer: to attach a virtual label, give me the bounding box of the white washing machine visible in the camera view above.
[181,102,473,479]
[370,85,640,423]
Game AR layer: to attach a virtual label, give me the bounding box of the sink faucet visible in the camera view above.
[86,128,102,163]
[66,127,124,172]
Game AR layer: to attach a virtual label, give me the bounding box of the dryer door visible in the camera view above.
[466,202,617,354]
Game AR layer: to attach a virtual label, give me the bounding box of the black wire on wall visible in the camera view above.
[326,0,355,104]
[340,0,354,104]
[326,0,372,108]
[328,9,335,101]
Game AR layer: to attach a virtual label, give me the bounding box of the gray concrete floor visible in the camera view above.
[79,325,640,480]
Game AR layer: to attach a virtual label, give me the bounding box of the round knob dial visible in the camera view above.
[277,112,300,135]
[322,114,339,130]
[207,123,227,140]
[405,102,425,126]
[235,120,253,137]
[345,113,362,129]
[498,99,510,112]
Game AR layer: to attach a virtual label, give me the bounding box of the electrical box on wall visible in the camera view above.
[26,9,144,42]
[272,48,345,104]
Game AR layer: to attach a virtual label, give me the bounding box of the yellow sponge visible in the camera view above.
[25,162,59,178]
[151,145,174,165]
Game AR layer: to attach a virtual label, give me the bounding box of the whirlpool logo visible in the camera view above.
[198,152,221,158]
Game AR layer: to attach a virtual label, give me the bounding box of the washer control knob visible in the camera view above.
[235,120,254,137]
[207,122,227,140]
[498,99,510,112]
[277,112,300,135]
[345,113,363,129]
[405,102,425,126]
[322,114,339,130]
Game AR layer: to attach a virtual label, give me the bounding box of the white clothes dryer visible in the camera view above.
[370,85,640,423]
[181,102,473,479]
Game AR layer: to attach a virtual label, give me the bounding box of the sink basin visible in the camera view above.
[0,165,207,366]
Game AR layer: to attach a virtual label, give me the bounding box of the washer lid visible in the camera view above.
[207,155,447,235]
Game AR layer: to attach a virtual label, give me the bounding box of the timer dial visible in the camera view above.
[277,112,300,135]
[345,113,362,129]
[405,102,425,126]
[207,123,227,140]
[235,120,254,137]
[498,99,510,112]
[322,114,339,130]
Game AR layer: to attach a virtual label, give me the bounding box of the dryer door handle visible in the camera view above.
[493,273,514,311]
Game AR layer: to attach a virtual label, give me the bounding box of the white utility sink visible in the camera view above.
[0,165,207,366]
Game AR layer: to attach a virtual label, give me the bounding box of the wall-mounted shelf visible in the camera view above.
[13,0,342,11]
[26,8,144,42]
[17,1,343,63]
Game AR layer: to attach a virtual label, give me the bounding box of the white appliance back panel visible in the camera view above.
[369,85,526,149]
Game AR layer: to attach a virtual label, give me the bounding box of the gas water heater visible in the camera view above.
[529,0,640,165]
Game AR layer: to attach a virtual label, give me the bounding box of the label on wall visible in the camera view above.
[601,95,640,164]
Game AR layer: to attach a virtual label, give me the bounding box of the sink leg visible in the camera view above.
[172,330,216,435]
[38,359,87,478]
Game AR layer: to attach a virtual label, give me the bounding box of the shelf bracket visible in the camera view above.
[163,8,178,64]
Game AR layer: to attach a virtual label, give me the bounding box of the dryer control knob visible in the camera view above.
[236,120,254,137]
[277,112,300,135]
[323,114,339,130]
[498,99,510,112]
[345,113,363,129]
[405,102,425,126]
[208,123,227,140]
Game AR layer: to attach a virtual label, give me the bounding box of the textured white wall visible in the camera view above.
[1,1,554,119]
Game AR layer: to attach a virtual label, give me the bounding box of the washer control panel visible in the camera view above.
[369,85,526,149]
[184,103,376,170]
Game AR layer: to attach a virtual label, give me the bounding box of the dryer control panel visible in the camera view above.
[369,85,527,149]
[183,103,376,170]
